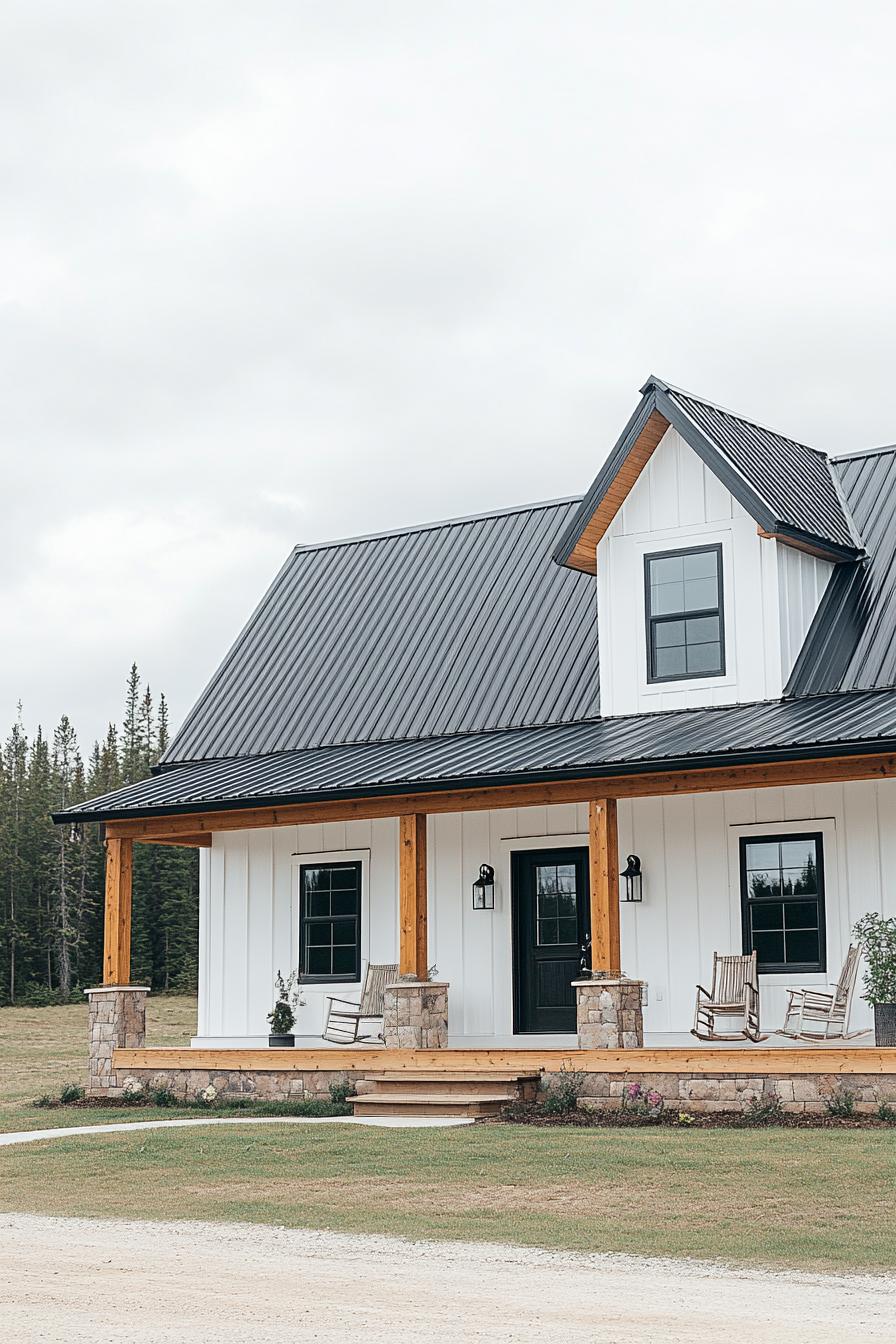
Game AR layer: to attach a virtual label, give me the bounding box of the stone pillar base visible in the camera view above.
[383,981,449,1049]
[573,976,644,1049]
[86,985,150,1096]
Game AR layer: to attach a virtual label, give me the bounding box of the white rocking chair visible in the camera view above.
[778,944,866,1041]
[322,962,397,1044]
[692,951,763,1042]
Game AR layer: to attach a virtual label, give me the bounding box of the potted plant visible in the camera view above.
[267,968,304,1047]
[853,914,896,1045]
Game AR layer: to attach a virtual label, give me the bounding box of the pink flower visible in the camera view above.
[626,1083,642,1100]
[647,1090,662,1107]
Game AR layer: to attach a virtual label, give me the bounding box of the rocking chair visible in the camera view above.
[778,944,866,1041]
[692,951,763,1042]
[322,962,397,1044]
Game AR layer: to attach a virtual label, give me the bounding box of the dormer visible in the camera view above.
[554,377,864,717]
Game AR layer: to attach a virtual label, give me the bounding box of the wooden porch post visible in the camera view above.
[103,835,133,985]
[399,813,428,979]
[589,799,620,972]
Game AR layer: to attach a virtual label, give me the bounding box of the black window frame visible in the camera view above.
[298,860,362,984]
[644,542,726,684]
[739,832,827,975]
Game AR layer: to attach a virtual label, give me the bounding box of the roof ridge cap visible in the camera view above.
[655,378,828,457]
[291,496,584,555]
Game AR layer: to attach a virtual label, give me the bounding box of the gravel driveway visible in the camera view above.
[2,1213,894,1342]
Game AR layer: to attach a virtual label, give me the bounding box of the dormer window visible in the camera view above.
[645,544,725,682]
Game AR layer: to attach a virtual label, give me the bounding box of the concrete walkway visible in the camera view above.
[0,1114,472,1146]
[2,1213,894,1342]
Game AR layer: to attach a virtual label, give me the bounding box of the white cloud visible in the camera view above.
[3,0,896,746]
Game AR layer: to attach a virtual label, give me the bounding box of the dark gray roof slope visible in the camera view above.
[163,499,599,766]
[555,376,861,567]
[788,446,896,695]
[665,384,858,552]
[60,687,896,822]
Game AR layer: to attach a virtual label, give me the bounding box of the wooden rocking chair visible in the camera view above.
[692,951,762,1042]
[322,963,398,1044]
[778,944,866,1041]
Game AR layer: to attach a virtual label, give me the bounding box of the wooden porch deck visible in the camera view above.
[115,1044,896,1076]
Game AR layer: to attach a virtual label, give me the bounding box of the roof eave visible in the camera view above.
[52,734,896,826]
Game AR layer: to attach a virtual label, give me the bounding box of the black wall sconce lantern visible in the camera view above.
[472,863,495,910]
[621,854,643,903]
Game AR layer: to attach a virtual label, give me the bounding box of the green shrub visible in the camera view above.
[150,1087,178,1107]
[824,1086,856,1118]
[33,1093,58,1109]
[877,1101,896,1123]
[59,1082,84,1104]
[742,1094,785,1126]
[541,1069,585,1115]
[328,1076,357,1106]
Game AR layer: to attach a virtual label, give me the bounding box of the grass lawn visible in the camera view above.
[1,1120,896,1272]
[0,995,197,1131]
[2,998,895,1272]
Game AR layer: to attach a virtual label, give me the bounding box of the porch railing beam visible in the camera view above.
[399,813,428,979]
[589,799,620,973]
[103,836,133,985]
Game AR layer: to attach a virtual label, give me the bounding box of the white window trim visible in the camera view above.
[291,848,371,994]
[631,524,737,697]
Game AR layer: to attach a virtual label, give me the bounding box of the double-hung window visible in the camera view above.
[645,544,725,682]
[740,833,826,973]
[299,861,362,982]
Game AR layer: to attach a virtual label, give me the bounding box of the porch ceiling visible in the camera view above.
[56,685,896,829]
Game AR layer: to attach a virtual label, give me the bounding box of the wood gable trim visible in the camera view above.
[564,407,669,573]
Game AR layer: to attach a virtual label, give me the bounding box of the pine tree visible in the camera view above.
[0,667,200,1002]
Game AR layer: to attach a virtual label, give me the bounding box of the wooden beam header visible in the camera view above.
[101,750,896,842]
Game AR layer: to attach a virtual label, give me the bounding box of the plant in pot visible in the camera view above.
[267,968,304,1047]
[853,914,896,1045]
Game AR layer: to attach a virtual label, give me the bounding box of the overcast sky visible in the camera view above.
[3,1,896,750]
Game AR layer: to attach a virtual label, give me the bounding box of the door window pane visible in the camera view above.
[536,862,580,946]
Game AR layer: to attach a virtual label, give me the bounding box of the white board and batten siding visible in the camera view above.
[195,780,891,1044]
[596,425,833,715]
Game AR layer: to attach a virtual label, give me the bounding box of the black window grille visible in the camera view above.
[740,833,826,973]
[645,544,725,682]
[299,861,362,982]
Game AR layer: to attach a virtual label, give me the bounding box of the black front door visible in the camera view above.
[512,847,590,1034]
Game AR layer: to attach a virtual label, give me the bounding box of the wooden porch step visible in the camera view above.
[359,1073,538,1097]
[351,1069,539,1117]
[352,1091,515,1118]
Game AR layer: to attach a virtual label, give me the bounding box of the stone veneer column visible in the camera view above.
[382,980,449,1048]
[573,976,644,1049]
[85,985,149,1096]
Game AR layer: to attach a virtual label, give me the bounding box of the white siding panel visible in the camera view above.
[777,543,834,680]
[197,785,888,1043]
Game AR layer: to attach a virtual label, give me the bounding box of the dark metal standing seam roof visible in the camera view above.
[663,386,859,552]
[57,687,896,822]
[788,447,896,695]
[554,376,862,567]
[162,499,600,766]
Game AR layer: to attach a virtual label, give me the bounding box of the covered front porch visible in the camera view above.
[85,747,896,1112]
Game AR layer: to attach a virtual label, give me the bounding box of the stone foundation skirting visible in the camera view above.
[541,1069,896,1115]
[111,1066,354,1102]
[99,1059,896,1113]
